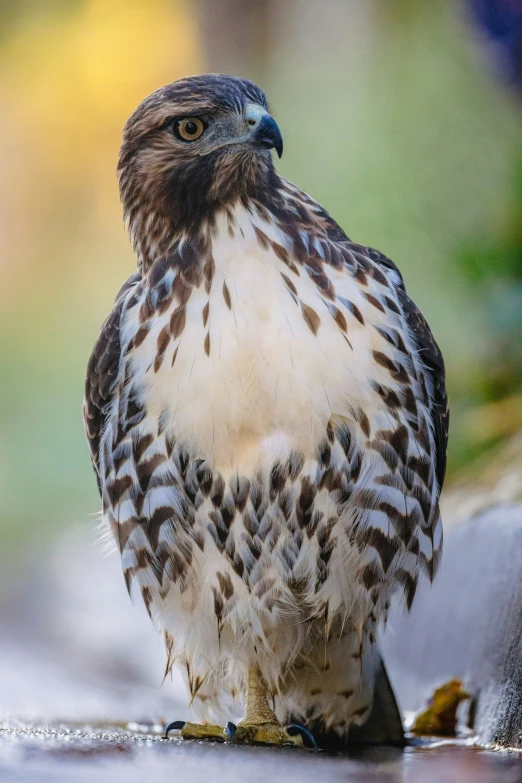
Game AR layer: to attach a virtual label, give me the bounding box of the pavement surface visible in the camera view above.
[1,724,522,783]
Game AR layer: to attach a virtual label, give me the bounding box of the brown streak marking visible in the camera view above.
[373,351,410,385]
[281,273,298,296]
[371,266,388,286]
[217,571,234,600]
[113,518,138,553]
[364,293,385,313]
[301,302,321,335]
[373,350,395,371]
[133,433,154,464]
[137,453,166,491]
[133,326,149,348]
[331,306,347,332]
[204,255,215,295]
[172,274,192,306]
[396,568,417,610]
[253,225,270,250]
[163,631,175,679]
[354,267,368,286]
[366,527,398,573]
[107,475,133,506]
[272,241,290,265]
[314,274,336,300]
[212,587,224,624]
[156,293,173,316]
[154,326,171,372]
[123,568,134,595]
[141,586,153,618]
[357,408,371,438]
[360,562,384,591]
[384,295,400,314]
[139,298,154,322]
[342,333,353,350]
[170,306,186,339]
[346,301,365,325]
[222,281,232,309]
[204,332,210,356]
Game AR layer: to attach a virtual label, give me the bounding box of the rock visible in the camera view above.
[382,502,522,747]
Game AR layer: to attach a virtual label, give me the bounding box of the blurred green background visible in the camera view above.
[1,0,521,564]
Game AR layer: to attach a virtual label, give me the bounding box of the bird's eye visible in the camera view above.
[173,117,206,142]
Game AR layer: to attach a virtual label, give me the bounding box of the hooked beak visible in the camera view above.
[199,108,284,158]
[250,114,283,158]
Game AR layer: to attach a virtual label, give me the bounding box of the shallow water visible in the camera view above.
[1,724,521,783]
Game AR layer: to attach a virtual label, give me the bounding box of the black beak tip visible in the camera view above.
[253,115,283,159]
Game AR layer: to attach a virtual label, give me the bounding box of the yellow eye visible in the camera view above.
[174,117,206,142]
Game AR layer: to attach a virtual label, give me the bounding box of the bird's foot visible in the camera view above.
[228,719,316,748]
[164,720,227,742]
[165,719,315,748]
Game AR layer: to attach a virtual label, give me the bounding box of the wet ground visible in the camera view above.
[1,723,522,783]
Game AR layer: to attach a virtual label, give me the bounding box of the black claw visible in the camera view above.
[164,720,186,738]
[226,721,237,741]
[285,724,318,749]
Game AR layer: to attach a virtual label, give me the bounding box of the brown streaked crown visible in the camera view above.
[117,74,281,270]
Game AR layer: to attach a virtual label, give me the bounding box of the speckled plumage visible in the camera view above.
[84,75,448,748]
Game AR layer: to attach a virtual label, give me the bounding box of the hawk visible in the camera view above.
[84,75,448,749]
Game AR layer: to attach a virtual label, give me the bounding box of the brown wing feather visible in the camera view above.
[83,272,141,492]
[397,288,449,489]
[365,247,449,489]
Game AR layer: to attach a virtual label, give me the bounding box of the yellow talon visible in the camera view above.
[165,721,226,742]
[165,666,313,748]
[230,666,304,747]
[233,721,303,747]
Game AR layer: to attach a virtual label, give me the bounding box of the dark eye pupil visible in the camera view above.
[185,121,198,136]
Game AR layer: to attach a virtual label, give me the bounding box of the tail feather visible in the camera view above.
[345,658,404,747]
[289,653,404,751]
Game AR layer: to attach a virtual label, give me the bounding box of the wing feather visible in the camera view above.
[83,272,141,492]
[397,286,449,489]
[364,247,449,489]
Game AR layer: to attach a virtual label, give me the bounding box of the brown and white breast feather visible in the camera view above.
[123,207,390,474]
[84,185,446,704]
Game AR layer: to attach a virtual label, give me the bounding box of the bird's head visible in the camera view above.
[117,74,283,268]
